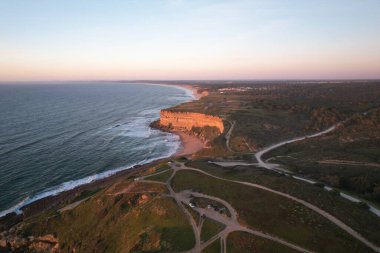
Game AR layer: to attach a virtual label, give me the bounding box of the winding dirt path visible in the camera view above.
[140,164,314,253]
[178,190,313,253]
[140,161,380,252]
[253,121,380,217]
[178,164,380,253]
[225,120,235,153]
[255,125,336,171]
[141,168,202,253]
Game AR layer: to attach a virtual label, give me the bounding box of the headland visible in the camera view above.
[2,80,380,253]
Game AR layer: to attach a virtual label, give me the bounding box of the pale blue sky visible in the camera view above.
[1,0,380,80]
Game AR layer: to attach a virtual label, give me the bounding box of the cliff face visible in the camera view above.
[159,110,224,133]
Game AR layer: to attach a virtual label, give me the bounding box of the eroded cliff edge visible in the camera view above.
[160,111,224,133]
[151,110,225,142]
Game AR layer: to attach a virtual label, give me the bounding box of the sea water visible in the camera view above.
[0,82,193,216]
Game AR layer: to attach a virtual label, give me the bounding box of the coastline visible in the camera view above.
[0,82,204,222]
[164,83,208,157]
[180,84,208,100]
[173,130,206,157]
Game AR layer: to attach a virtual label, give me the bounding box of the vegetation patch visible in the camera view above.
[183,202,200,225]
[200,217,225,242]
[227,231,300,253]
[172,170,372,253]
[146,169,173,183]
[202,238,221,253]
[21,184,195,253]
[264,109,380,203]
[187,159,380,245]
[70,188,102,203]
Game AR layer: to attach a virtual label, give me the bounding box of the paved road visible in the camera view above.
[255,125,336,171]
[178,190,313,253]
[142,168,202,253]
[141,164,315,253]
[252,121,380,217]
[140,162,380,253]
[225,121,235,153]
[178,164,380,253]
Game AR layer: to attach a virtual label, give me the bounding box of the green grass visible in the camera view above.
[156,163,171,172]
[172,170,373,253]
[200,217,225,242]
[70,188,102,203]
[227,231,300,253]
[170,82,380,150]
[183,203,200,225]
[139,163,171,177]
[177,156,189,162]
[146,169,173,183]
[261,108,380,205]
[186,159,380,245]
[23,184,195,253]
[202,238,221,253]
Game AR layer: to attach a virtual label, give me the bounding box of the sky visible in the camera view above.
[1,0,380,81]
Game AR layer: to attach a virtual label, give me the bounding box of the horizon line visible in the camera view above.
[1,78,380,84]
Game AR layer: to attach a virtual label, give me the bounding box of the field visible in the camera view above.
[202,239,221,253]
[186,159,380,244]
[227,231,300,253]
[171,169,372,253]
[1,81,380,253]
[200,217,225,242]
[21,181,195,252]
[146,169,173,183]
[169,81,380,151]
[265,108,380,203]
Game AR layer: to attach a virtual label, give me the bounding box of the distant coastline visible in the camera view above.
[157,83,209,156]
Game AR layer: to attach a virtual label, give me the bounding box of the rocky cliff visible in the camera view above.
[159,110,224,133]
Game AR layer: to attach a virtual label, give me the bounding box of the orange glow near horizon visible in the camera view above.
[1,1,380,81]
[2,56,379,81]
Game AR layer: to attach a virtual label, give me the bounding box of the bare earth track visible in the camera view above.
[138,161,380,253]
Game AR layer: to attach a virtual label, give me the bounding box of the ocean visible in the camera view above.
[0,82,193,216]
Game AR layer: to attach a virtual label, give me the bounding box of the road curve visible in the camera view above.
[255,125,336,170]
[141,166,314,253]
[180,165,380,253]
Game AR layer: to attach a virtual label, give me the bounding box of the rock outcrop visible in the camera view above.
[0,231,59,253]
[159,111,224,133]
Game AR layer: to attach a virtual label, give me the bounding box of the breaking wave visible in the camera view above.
[0,82,191,217]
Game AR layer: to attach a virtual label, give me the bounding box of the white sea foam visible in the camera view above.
[0,128,182,218]
[0,82,193,218]
[0,149,179,217]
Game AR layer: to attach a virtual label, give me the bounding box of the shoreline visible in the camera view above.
[0,159,168,228]
[165,83,208,157]
[173,130,206,157]
[0,82,204,221]
[146,82,208,157]
[180,84,208,100]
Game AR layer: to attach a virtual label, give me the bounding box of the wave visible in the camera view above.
[0,136,180,218]
[0,83,192,218]
[0,130,69,157]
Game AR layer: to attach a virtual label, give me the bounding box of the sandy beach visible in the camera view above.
[169,84,209,156]
[0,83,206,221]
[174,131,206,156]
[181,84,208,100]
